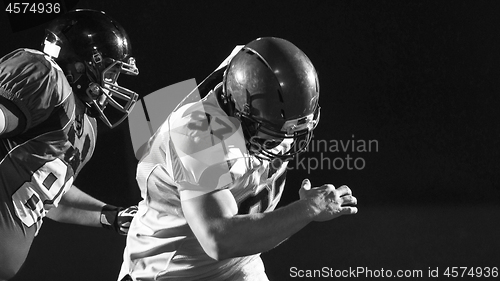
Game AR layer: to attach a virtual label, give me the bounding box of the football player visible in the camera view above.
[119,37,358,281]
[0,10,138,280]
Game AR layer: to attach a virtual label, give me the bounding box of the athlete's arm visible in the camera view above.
[181,179,357,261]
[0,103,20,136]
[46,185,137,234]
[46,185,106,227]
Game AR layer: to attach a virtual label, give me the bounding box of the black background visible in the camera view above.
[2,1,500,280]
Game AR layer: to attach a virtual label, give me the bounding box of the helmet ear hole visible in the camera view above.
[74,62,85,74]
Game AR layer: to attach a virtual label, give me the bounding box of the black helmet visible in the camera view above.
[223,37,320,159]
[42,9,139,128]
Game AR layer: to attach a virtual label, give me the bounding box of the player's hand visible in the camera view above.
[299,179,358,222]
[116,205,138,235]
[100,205,138,235]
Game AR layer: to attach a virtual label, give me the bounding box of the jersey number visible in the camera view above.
[11,158,74,228]
[238,168,287,214]
[187,111,233,141]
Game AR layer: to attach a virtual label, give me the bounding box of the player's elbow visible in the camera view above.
[0,269,19,281]
[205,247,230,261]
[0,257,24,280]
[199,233,237,261]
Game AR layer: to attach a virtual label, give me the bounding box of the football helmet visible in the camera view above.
[222,37,320,160]
[42,9,139,128]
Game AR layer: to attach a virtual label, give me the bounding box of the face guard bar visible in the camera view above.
[242,106,321,161]
[86,57,139,128]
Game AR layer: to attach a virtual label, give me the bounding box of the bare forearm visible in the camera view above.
[213,200,316,259]
[184,181,357,261]
[46,185,106,227]
[46,203,102,227]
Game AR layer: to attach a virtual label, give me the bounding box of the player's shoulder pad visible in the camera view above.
[169,97,241,157]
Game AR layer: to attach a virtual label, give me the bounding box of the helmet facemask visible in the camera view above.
[236,103,321,161]
[84,54,139,128]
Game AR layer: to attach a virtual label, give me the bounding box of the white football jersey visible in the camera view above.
[119,85,289,281]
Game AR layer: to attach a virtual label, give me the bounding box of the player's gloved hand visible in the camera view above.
[100,205,138,235]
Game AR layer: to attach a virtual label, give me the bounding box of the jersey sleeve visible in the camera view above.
[167,101,247,201]
[0,49,72,133]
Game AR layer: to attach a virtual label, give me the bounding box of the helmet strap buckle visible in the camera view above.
[92,49,103,64]
[86,82,101,99]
